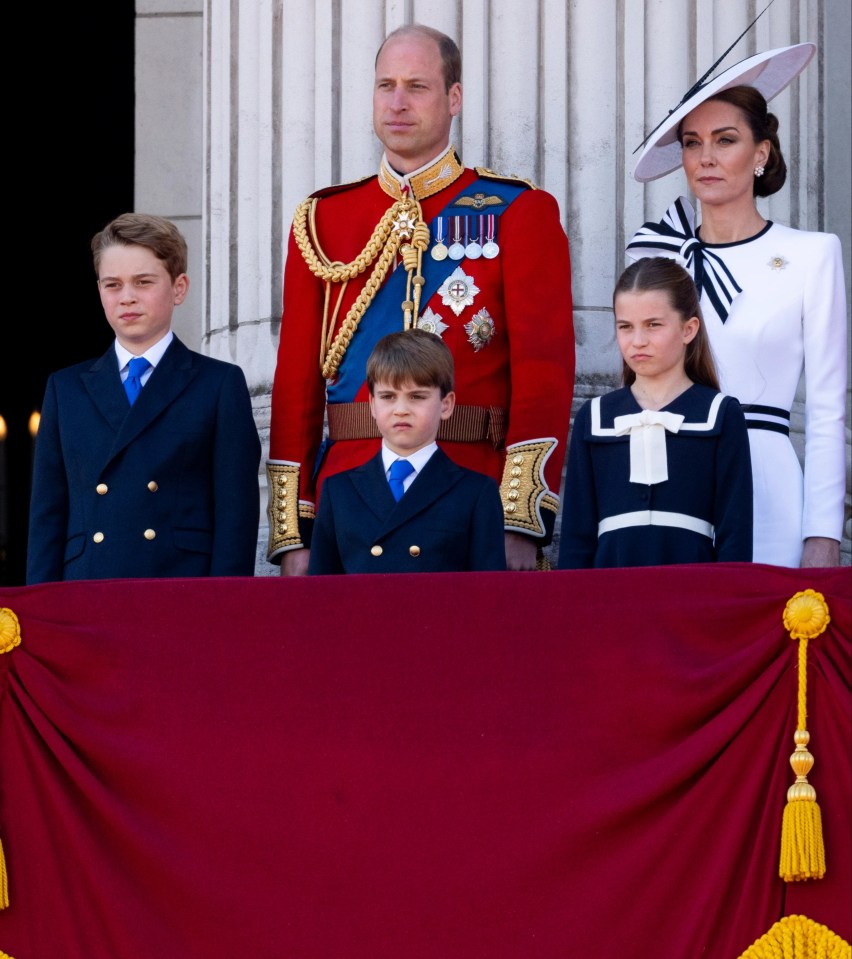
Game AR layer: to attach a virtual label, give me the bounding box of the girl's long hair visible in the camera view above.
[614,257,720,390]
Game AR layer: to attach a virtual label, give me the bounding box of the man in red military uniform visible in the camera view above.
[267,23,574,573]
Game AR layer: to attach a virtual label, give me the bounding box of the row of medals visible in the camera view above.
[430,215,499,262]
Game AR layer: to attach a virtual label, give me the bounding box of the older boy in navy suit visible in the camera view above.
[26,213,261,583]
[308,330,506,574]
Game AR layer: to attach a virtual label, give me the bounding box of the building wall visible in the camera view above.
[135,0,852,569]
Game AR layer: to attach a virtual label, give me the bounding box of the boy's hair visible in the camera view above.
[91,213,188,281]
[613,257,720,391]
[366,329,455,397]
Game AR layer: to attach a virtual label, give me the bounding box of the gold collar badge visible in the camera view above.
[378,146,465,202]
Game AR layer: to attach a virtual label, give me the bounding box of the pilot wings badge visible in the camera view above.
[453,193,505,210]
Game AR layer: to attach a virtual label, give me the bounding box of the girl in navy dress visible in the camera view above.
[558,257,752,569]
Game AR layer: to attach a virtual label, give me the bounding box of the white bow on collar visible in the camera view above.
[613,409,685,485]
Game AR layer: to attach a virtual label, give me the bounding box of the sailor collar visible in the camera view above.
[378,145,465,202]
[589,385,728,438]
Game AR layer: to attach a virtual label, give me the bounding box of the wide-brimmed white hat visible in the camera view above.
[633,42,816,182]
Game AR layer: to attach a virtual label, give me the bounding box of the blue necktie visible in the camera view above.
[124,357,151,406]
[388,459,415,501]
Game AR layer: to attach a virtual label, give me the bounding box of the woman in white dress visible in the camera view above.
[627,43,848,568]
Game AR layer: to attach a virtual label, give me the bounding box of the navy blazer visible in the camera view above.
[26,336,261,583]
[308,448,507,574]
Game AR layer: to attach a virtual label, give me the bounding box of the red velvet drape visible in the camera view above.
[1,564,850,959]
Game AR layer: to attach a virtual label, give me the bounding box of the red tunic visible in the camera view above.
[267,161,574,560]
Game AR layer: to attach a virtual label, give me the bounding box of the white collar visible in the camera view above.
[381,441,438,477]
[115,330,174,371]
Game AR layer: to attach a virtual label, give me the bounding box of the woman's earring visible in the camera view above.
[754,164,765,177]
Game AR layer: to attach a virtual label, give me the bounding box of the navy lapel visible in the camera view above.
[347,449,467,539]
[82,347,132,433]
[96,337,199,466]
[349,453,398,520]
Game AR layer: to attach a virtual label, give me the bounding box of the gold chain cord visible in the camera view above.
[291,193,428,380]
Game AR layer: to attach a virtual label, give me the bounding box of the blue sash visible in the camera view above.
[327,178,527,405]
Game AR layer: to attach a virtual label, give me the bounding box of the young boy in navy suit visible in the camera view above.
[26,213,261,583]
[308,329,506,574]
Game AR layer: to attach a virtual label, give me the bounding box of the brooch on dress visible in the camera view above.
[464,308,495,351]
[767,255,788,271]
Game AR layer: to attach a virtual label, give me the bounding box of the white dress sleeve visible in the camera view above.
[801,232,848,542]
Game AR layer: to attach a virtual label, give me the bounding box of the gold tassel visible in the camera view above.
[0,607,22,913]
[736,914,851,958]
[0,836,7,909]
[778,590,830,882]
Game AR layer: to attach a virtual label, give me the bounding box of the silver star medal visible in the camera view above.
[464,308,495,351]
[438,267,480,317]
[416,308,449,338]
[767,255,788,271]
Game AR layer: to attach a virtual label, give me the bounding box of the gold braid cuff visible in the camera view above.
[292,192,426,380]
[499,439,559,537]
[266,461,313,558]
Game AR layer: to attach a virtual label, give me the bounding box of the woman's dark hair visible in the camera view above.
[613,257,720,390]
[680,84,786,197]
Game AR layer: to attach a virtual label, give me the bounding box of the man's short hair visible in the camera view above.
[367,329,455,397]
[376,24,461,91]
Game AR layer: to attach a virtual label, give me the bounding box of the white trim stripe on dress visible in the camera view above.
[598,510,715,539]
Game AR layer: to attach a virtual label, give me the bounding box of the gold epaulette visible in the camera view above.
[308,174,377,201]
[474,166,538,190]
